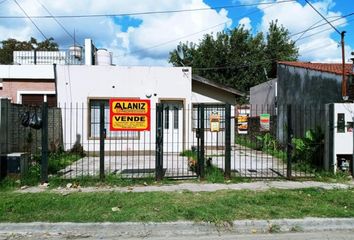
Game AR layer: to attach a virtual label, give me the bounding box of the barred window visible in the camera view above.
[89,99,139,139]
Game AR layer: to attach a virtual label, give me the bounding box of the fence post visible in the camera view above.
[155,103,164,181]
[0,99,10,180]
[41,102,48,183]
[34,49,37,65]
[0,99,9,155]
[99,102,105,180]
[198,104,205,179]
[224,103,231,179]
[352,115,354,177]
[286,104,293,179]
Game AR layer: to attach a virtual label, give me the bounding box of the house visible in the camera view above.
[277,61,354,139]
[0,65,56,106]
[277,61,354,106]
[55,65,243,152]
[0,39,245,155]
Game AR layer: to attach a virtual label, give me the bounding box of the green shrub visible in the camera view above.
[205,165,224,183]
[180,149,198,172]
[48,152,81,174]
[21,163,40,186]
[292,126,324,169]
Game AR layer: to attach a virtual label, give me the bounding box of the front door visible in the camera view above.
[161,100,184,153]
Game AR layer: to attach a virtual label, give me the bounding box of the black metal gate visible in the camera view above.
[155,103,232,179]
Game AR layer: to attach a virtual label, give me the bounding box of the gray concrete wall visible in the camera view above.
[0,99,10,154]
[250,79,277,116]
[0,99,63,155]
[277,64,342,142]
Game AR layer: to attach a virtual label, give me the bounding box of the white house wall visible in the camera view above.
[0,65,54,79]
[190,90,236,149]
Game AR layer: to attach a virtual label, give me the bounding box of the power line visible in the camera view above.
[117,10,353,60]
[296,17,354,43]
[35,0,77,45]
[115,1,287,58]
[294,15,337,43]
[289,12,354,38]
[302,0,341,35]
[0,0,296,19]
[12,0,48,40]
[193,38,346,72]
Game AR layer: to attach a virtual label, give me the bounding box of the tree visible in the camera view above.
[0,37,59,64]
[265,20,298,78]
[169,21,298,94]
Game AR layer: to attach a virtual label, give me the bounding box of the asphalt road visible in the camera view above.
[1,231,354,240]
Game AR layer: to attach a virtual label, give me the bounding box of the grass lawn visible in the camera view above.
[0,188,353,222]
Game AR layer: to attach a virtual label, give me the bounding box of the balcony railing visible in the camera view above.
[8,49,85,65]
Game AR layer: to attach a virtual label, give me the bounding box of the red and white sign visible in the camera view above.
[109,99,150,131]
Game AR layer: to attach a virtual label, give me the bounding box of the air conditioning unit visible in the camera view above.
[0,152,29,178]
[0,154,7,180]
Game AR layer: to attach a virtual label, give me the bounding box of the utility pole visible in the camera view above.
[304,0,347,100]
[341,31,347,100]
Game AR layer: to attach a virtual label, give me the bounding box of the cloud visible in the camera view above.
[257,0,352,62]
[238,17,252,30]
[0,0,232,65]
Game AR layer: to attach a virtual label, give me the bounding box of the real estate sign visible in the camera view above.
[260,113,270,132]
[110,99,150,131]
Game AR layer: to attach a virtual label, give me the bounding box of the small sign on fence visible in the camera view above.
[110,99,150,131]
[210,112,220,132]
[260,113,270,132]
[237,114,248,134]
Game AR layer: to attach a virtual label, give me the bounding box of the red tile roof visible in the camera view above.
[278,61,353,76]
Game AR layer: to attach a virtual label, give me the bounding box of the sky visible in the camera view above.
[0,0,353,66]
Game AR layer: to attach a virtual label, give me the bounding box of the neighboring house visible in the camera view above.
[0,39,93,107]
[0,65,56,106]
[279,61,353,135]
[277,61,354,107]
[249,78,277,117]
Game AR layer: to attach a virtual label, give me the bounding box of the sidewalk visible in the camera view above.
[17,180,354,193]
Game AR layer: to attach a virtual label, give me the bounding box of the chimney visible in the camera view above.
[85,39,93,66]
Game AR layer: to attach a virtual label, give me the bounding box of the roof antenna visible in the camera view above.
[177,45,185,66]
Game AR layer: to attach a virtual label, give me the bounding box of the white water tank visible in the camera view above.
[69,45,82,60]
[96,49,112,65]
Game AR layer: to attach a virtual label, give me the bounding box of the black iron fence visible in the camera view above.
[0,99,336,182]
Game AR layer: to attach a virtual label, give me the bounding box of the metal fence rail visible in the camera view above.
[0,99,327,182]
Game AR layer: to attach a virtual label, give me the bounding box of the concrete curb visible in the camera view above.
[1,218,354,238]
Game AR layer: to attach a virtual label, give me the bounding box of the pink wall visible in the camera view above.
[0,80,55,103]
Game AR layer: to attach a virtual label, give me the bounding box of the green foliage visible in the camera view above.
[0,37,59,64]
[265,20,299,78]
[169,21,298,94]
[180,149,198,172]
[48,152,81,174]
[235,135,258,149]
[314,171,352,183]
[205,165,224,183]
[237,133,286,160]
[256,133,277,152]
[21,163,41,186]
[292,127,324,169]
